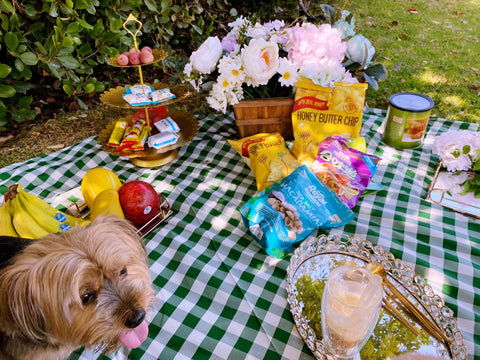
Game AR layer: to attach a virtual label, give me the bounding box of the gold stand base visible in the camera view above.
[129,149,179,168]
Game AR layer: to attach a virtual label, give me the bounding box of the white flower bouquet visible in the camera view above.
[432,129,480,197]
[183,6,387,113]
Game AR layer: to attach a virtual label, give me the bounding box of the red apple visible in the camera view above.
[118,181,161,226]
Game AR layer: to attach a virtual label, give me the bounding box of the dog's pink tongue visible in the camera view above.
[119,320,149,348]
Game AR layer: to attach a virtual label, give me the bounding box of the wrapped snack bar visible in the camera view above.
[240,165,355,258]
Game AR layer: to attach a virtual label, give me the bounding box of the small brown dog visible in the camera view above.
[0,215,155,360]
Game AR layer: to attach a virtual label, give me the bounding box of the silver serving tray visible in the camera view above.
[286,234,467,360]
[426,162,480,219]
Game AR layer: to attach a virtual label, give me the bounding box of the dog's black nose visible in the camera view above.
[125,308,146,328]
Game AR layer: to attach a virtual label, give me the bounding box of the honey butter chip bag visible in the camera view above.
[228,133,300,192]
[240,165,355,258]
[310,136,381,209]
[291,78,368,165]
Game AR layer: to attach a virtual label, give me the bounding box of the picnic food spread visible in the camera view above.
[1,13,476,360]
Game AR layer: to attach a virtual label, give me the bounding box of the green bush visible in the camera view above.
[0,0,239,131]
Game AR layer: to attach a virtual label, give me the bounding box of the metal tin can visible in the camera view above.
[382,92,434,149]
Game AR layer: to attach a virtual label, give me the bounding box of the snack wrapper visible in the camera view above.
[118,119,146,150]
[122,86,175,106]
[291,79,368,165]
[122,93,152,106]
[148,131,179,149]
[240,165,355,258]
[151,88,176,104]
[154,117,180,133]
[228,133,300,192]
[310,136,381,209]
[130,125,150,151]
[107,120,128,147]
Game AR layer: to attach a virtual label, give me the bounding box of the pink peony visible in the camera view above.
[283,23,346,68]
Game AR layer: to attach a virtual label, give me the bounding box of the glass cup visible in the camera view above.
[321,265,383,359]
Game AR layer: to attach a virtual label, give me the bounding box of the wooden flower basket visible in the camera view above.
[232,97,294,140]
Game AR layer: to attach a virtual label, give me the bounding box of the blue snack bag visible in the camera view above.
[240,165,355,258]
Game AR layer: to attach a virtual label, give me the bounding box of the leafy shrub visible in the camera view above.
[0,0,237,131]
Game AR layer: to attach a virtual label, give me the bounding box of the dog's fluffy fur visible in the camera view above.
[0,215,155,360]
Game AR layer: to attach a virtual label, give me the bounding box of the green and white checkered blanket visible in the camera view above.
[1,108,478,360]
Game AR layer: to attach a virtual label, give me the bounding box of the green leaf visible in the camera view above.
[47,60,66,78]
[158,15,170,24]
[59,3,76,16]
[363,73,379,91]
[61,36,74,48]
[4,32,19,51]
[160,0,172,14]
[57,55,80,69]
[144,0,158,12]
[77,97,88,110]
[15,108,37,121]
[192,24,203,35]
[19,51,38,66]
[63,83,74,96]
[17,95,33,107]
[9,12,20,30]
[23,4,38,17]
[451,149,461,158]
[84,83,95,93]
[66,22,80,34]
[94,82,105,92]
[110,18,123,31]
[473,158,480,171]
[0,64,12,78]
[77,17,94,30]
[78,43,93,58]
[0,84,15,98]
[0,14,9,32]
[319,4,336,24]
[49,1,59,17]
[364,64,388,81]
[0,0,14,13]
[26,22,45,40]
[14,58,25,72]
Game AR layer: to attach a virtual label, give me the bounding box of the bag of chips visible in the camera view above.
[228,133,300,192]
[310,136,381,209]
[291,79,368,165]
[240,165,355,258]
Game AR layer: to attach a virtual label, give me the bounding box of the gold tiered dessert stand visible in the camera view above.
[98,14,198,168]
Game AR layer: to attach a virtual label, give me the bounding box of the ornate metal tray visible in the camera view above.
[426,162,480,219]
[100,83,192,109]
[287,234,467,360]
[97,110,199,160]
[107,48,168,67]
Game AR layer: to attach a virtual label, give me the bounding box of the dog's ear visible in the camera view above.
[0,256,50,342]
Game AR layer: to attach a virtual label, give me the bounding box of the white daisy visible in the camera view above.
[277,58,299,87]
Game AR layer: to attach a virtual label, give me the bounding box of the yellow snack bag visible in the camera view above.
[228,133,300,192]
[291,79,368,165]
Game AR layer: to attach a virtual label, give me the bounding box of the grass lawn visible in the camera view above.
[328,0,480,122]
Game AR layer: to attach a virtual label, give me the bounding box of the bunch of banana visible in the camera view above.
[1,184,90,239]
[0,199,19,237]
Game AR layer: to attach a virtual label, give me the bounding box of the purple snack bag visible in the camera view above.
[310,136,381,209]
